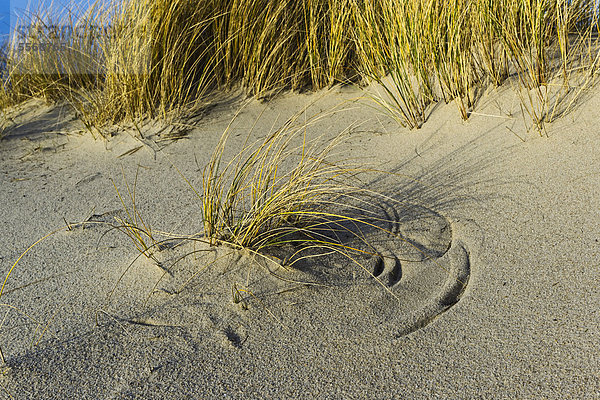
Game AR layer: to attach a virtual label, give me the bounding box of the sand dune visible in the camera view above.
[0,85,599,398]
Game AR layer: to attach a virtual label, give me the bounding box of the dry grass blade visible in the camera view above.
[111,167,157,261]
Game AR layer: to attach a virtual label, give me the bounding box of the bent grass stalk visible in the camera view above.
[0,225,76,364]
[0,194,167,363]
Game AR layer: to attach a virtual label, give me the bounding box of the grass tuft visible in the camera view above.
[1,0,599,132]
[200,106,360,255]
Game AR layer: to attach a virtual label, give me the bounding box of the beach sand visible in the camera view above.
[0,84,598,399]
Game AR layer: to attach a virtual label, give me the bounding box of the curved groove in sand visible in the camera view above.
[369,203,471,337]
[392,240,471,337]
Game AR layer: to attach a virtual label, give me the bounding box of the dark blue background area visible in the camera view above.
[0,2,8,77]
[0,1,9,45]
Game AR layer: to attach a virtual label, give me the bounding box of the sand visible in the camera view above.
[0,83,598,399]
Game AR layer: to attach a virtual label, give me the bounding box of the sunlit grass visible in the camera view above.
[200,108,356,252]
[0,0,598,133]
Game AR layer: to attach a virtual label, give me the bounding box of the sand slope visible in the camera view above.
[0,86,599,399]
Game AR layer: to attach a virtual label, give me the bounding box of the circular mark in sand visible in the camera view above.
[379,240,471,337]
[237,201,472,338]
[363,201,471,336]
[119,201,471,341]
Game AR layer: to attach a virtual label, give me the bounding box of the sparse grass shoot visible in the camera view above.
[111,167,158,262]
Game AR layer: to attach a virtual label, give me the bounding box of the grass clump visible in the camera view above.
[352,0,433,128]
[81,0,224,126]
[0,0,598,134]
[199,108,363,259]
[1,0,360,133]
[352,0,600,131]
[4,2,106,101]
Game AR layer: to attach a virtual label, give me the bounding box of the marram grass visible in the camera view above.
[0,0,598,133]
[200,107,359,252]
[0,0,597,370]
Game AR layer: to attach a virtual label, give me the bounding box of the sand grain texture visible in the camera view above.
[0,87,599,399]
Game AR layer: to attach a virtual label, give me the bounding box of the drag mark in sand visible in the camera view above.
[391,241,471,337]
[366,202,472,337]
